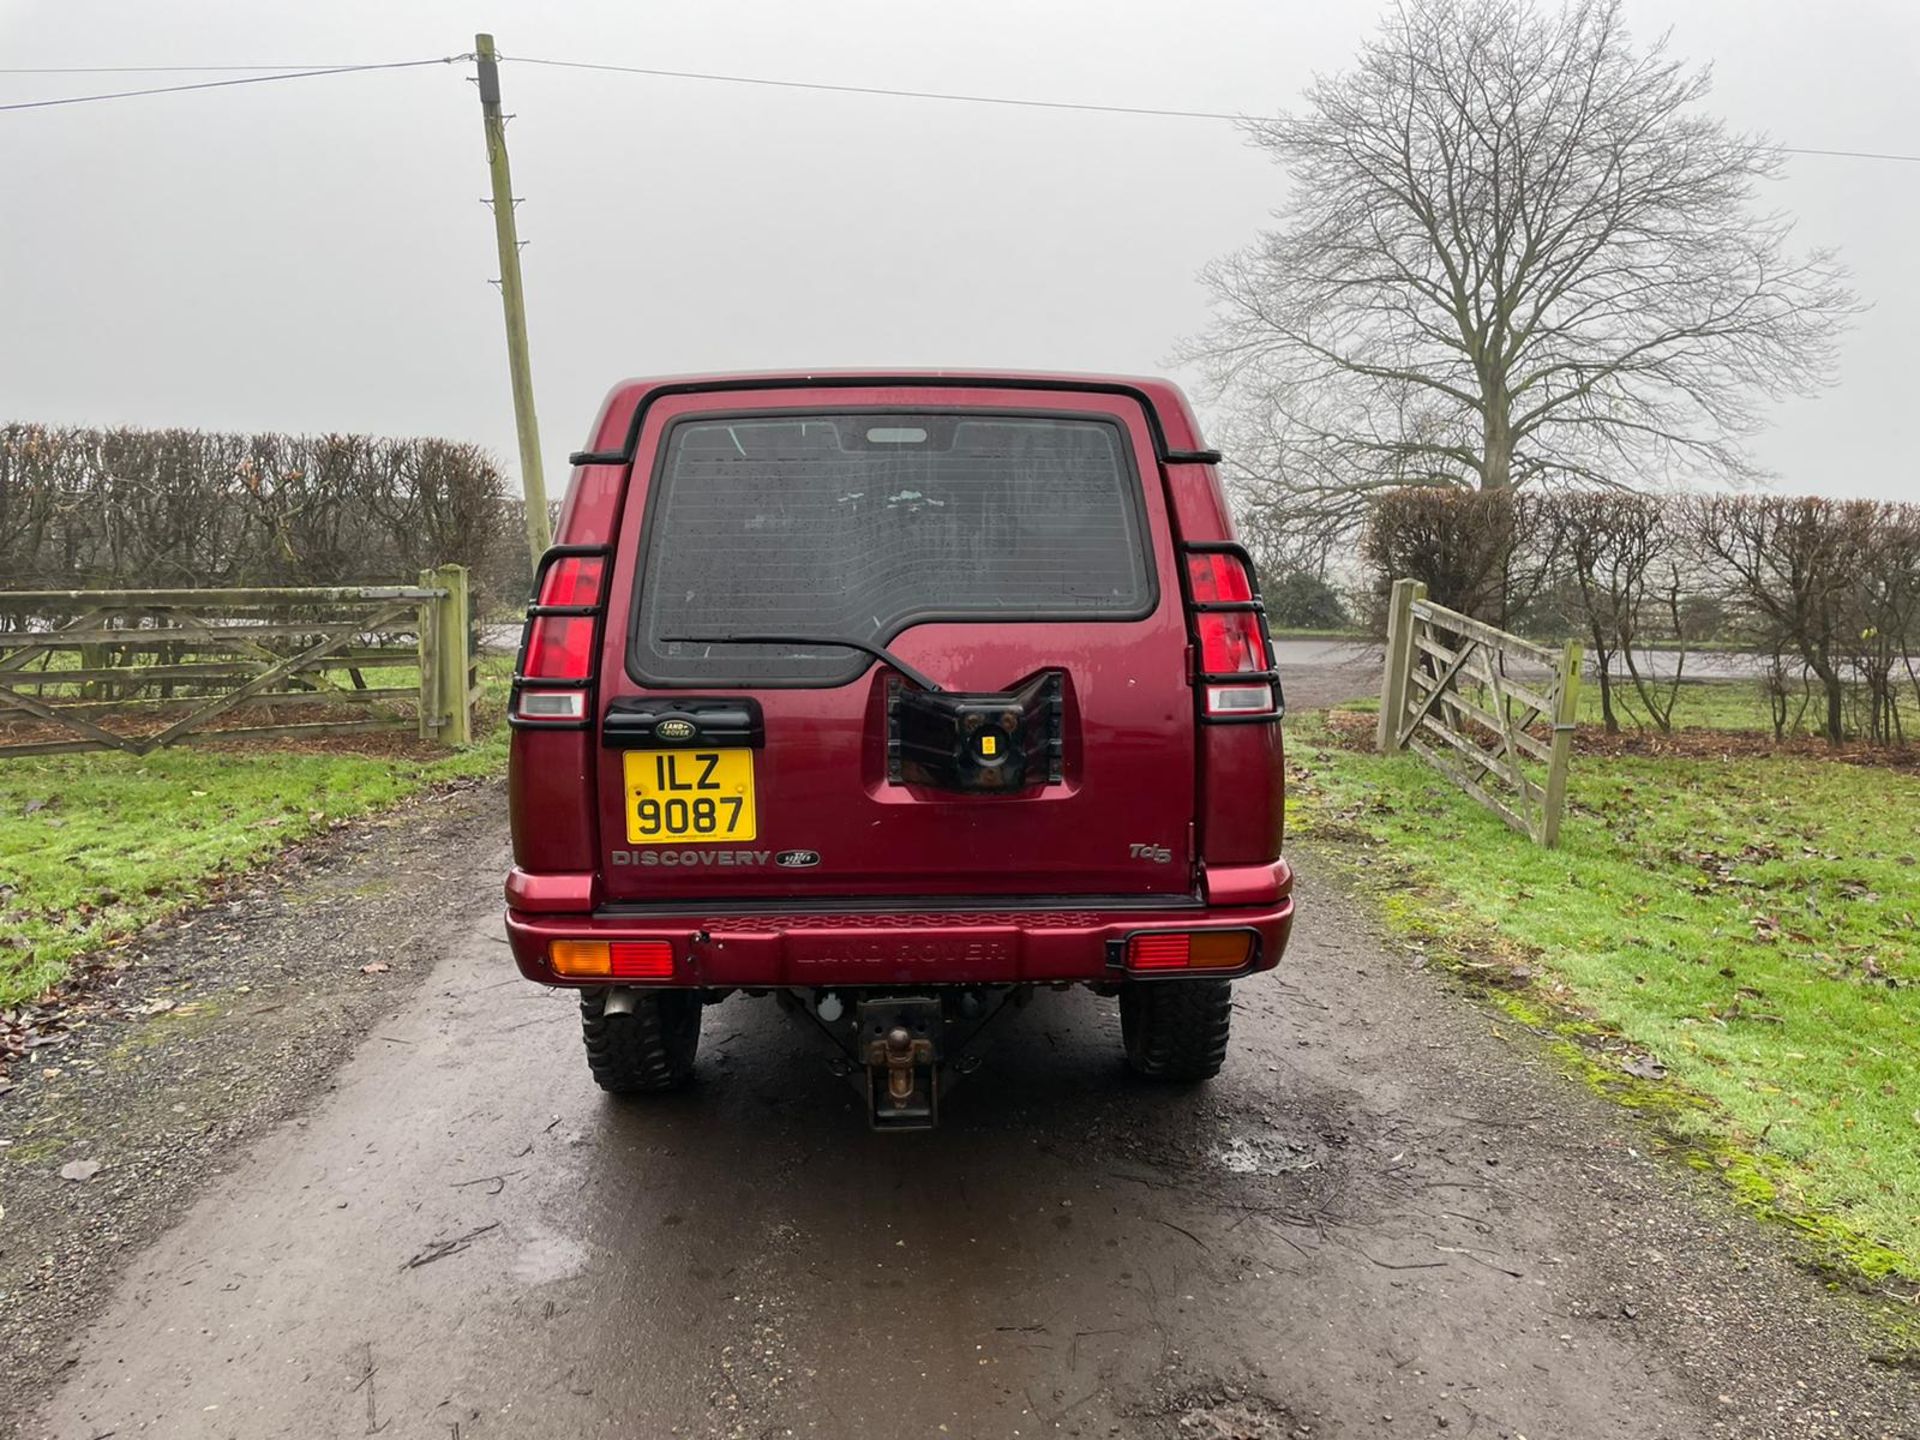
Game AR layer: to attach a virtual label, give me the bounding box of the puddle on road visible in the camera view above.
[1134,1383,1308,1440]
[1211,1132,1321,1178]
[512,1225,589,1285]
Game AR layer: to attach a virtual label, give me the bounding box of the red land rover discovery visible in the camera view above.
[505,373,1292,1128]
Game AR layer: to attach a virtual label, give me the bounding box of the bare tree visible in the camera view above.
[1693,495,1870,745]
[1850,504,1920,745]
[1551,491,1689,732]
[1186,0,1856,552]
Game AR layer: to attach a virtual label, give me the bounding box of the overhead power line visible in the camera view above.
[0,63,388,74]
[1771,144,1920,164]
[502,55,1920,164]
[0,56,460,112]
[3,49,1918,164]
[500,54,1265,124]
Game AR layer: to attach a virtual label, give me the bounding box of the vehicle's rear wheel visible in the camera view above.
[580,988,702,1094]
[1119,979,1233,1081]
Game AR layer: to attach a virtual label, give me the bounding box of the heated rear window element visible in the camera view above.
[630,413,1155,685]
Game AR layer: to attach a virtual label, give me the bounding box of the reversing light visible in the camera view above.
[1125,931,1254,972]
[1206,684,1275,715]
[515,690,586,721]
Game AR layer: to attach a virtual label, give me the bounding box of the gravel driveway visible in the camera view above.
[0,800,1908,1437]
[1,655,1913,1438]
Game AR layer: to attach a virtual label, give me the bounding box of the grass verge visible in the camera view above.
[0,663,510,1007]
[1290,703,1920,1292]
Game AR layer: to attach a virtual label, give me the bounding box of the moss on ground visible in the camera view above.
[1292,704,1920,1295]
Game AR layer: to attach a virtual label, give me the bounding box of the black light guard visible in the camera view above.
[886,670,1065,792]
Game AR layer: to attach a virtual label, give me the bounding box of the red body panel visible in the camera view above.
[506,874,1293,988]
[594,385,1192,902]
[505,371,1291,988]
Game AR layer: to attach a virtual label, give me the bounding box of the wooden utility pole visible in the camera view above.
[473,34,551,562]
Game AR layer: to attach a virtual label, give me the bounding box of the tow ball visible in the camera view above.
[780,988,1024,1130]
[859,998,941,1131]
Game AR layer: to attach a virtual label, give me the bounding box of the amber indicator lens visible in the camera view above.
[549,939,611,977]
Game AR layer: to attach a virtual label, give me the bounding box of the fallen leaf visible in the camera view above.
[59,1159,102,1182]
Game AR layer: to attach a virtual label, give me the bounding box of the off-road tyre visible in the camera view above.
[580,988,702,1094]
[1119,979,1233,1081]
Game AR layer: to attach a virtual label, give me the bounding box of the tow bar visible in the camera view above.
[780,987,1026,1130]
[859,998,941,1130]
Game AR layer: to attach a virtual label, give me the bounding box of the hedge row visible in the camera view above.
[0,423,533,611]
[1364,487,1920,744]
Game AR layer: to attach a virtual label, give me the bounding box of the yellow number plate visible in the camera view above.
[623,749,757,844]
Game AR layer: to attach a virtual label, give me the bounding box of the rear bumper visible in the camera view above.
[505,879,1294,989]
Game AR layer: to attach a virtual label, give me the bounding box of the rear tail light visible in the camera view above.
[1183,548,1279,720]
[1124,930,1255,972]
[610,940,675,979]
[522,615,596,680]
[547,938,678,980]
[1186,553,1255,603]
[512,547,609,726]
[537,555,606,608]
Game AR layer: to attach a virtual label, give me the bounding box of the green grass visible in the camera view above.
[0,659,511,1007]
[1357,674,1828,737]
[1269,626,1367,641]
[1577,675,1789,733]
[1292,706,1920,1286]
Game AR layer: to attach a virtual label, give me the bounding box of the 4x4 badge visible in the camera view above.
[654,718,695,740]
[775,850,821,868]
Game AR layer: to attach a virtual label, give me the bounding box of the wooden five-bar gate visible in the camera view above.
[0,565,475,758]
[1376,578,1583,847]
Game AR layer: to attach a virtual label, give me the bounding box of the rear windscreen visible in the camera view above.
[629,412,1155,685]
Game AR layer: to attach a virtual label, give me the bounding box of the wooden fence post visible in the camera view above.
[1540,639,1584,847]
[1376,578,1425,752]
[424,564,473,746]
[416,578,440,742]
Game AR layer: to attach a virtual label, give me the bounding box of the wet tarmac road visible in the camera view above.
[26,818,1916,1438]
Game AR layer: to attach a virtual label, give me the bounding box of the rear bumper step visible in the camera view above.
[506,893,1294,988]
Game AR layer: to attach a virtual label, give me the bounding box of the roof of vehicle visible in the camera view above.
[575,371,1213,465]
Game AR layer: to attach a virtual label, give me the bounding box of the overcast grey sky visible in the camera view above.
[3,0,1916,504]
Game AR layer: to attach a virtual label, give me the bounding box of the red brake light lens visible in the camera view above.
[521,615,596,680]
[513,551,608,723]
[1125,931,1255,972]
[1185,553,1254,603]
[1127,934,1193,970]
[610,940,675,979]
[1185,551,1275,716]
[537,555,606,608]
[1197,611,1264,676]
